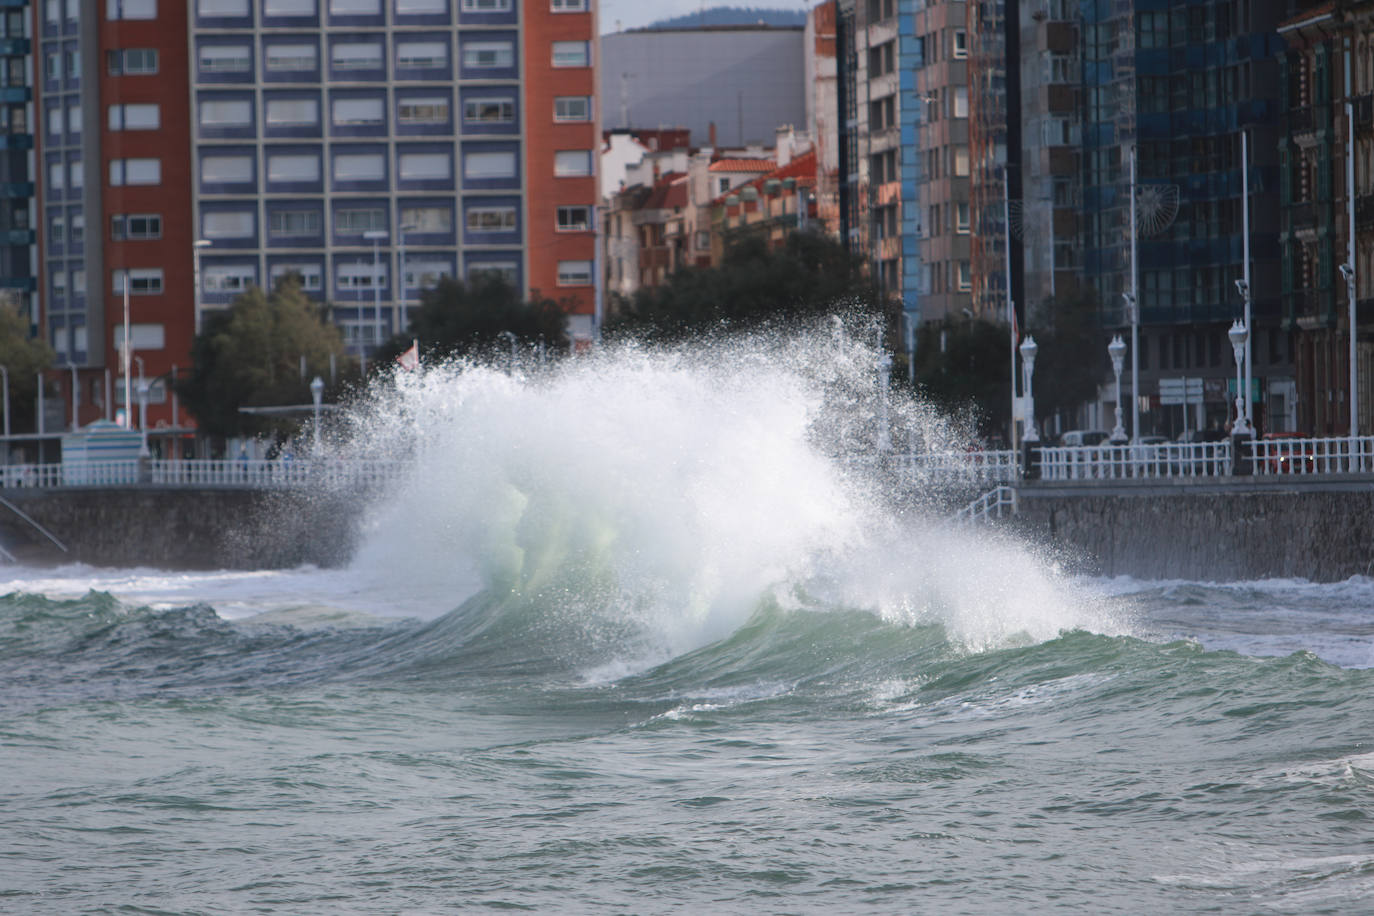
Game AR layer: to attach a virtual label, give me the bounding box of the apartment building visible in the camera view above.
[32,0,599,434]
[1,2,36,343]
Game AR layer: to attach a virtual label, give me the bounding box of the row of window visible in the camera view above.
[194,147,594,184]
[101,0,587,22]
[194,36,589,77]
[188,93,589,130]
[49,203,592,248]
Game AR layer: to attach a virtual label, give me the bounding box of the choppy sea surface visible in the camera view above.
[4,568,1371,915]
[3,335,1373,913]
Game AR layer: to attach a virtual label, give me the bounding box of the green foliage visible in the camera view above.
[605,232,883,342]
[375,274,568,367]
[0,298,55,433]
[1027,289,1104,428]
[177,275,349,439]
[912,318,1012,442]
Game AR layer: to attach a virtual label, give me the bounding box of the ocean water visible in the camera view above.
[3,332,1373,914]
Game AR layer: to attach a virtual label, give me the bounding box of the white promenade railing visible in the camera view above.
[954,485,1018,525]
[0,458,406,490]
[897,450,1020,486]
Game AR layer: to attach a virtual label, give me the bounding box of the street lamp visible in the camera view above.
[1228,320,1252,436]
[1233,280,1253,433]
[310,375,324,453]
[66,362,79,430]
[1122,291,1138,443]
[1019,335,1039,443]
[1340,261,1357,442]
[363,229,388,356]
[1108,335,1128,443]
[136,377,150,457]
[0,364,9,441]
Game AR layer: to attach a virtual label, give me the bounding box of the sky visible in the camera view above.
[599,0,815,34]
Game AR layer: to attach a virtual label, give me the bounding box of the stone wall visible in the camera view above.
[1017,480,1374,581]
[0,488,365,570]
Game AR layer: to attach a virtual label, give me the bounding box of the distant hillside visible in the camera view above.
[643,6,807,30]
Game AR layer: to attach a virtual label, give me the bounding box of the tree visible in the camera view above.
[177,275,349,440]
[374,273,568,367]
[1026,289,1105,431]
[912,318,1012,443]
[0,298,55,434]
[606,231,884,342]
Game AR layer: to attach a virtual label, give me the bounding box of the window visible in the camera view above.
[550,0,587,9]
[464,150,516,179]
[332,97,384,125]
[554,150,592,177]
[330,0,379,11]
[69,160,82,188]
[197,0,249,13]
[71,213,83,242]
[400,205,451,232]
[398,97,449,124]
[266,98,319,126]
[337,261,386,289]
[50,215,65,243]
[110,158,161,185]
[461,0,511,10]
[111,268,164,295]
[333,152,385,181]
[108,0,156,19]
[334,207,385,232]
[202,211,254,239]
[107,49,158,75]
[199,155,251,183]
[108,103,160,131]
[957,260,971,291]
[952,29,967,59]
[953,145,969,177]
[557,260,592,286]
[46,108,59,137]
[72,270,85,295]
[266,43,317,71]
[463,41,512,69]
[267,153,321,182]
[551,41,588,67]
[556,206,591,231]
[554,96,591,122]
[270,262,323,290]
[111,213,162,240]
[269,209,321,237]
[468,260,517,284]
[399,152,451,180]
[200,99,253,126]
[51,270,67,296]
[264,0,315,13]
[199,45,252,73]
[467,206,516,231]
[66,107,80,134]
[953,86,968,119]
[331,41,383,69]
[203,265,255,293]
[397,40,447,68]
[400,0,449,11]
[956,202,969,233]
[402,259,450,289]
[464,97,514,124]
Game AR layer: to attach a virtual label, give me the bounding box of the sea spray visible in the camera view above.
[334,323,1113,667]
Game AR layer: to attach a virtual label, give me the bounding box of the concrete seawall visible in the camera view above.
[0,488,366,570]
[1016,478,1374,582]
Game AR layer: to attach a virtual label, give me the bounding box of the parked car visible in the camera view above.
[1059,430,1111,447]
[1260,432,1315,474]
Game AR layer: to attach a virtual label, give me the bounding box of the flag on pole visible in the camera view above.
[396,340,419,372]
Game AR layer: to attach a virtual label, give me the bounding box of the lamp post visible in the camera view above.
[1229,320,1252,436]
[0,365,8,467]
[1108,335,1127,443]
[193,238,212,333]
[1233,281,1253,434]
[1341,262,1358,452]
[136,377,150,457]
[363,229,388,356]
[310,375,324,453]
[1128,146,1140,444]
[1019,335,1039,442]
[67,362,79,430]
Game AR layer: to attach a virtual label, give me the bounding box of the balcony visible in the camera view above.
[0,132,30,150]
[0,276,34,291]
[0,181,32,198]
[0,37,29,56]
[1358,194,1374,229]
[1288,200,1317,235]
[0,228,32,245]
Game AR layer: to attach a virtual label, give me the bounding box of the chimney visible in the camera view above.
[709,121,717,147]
